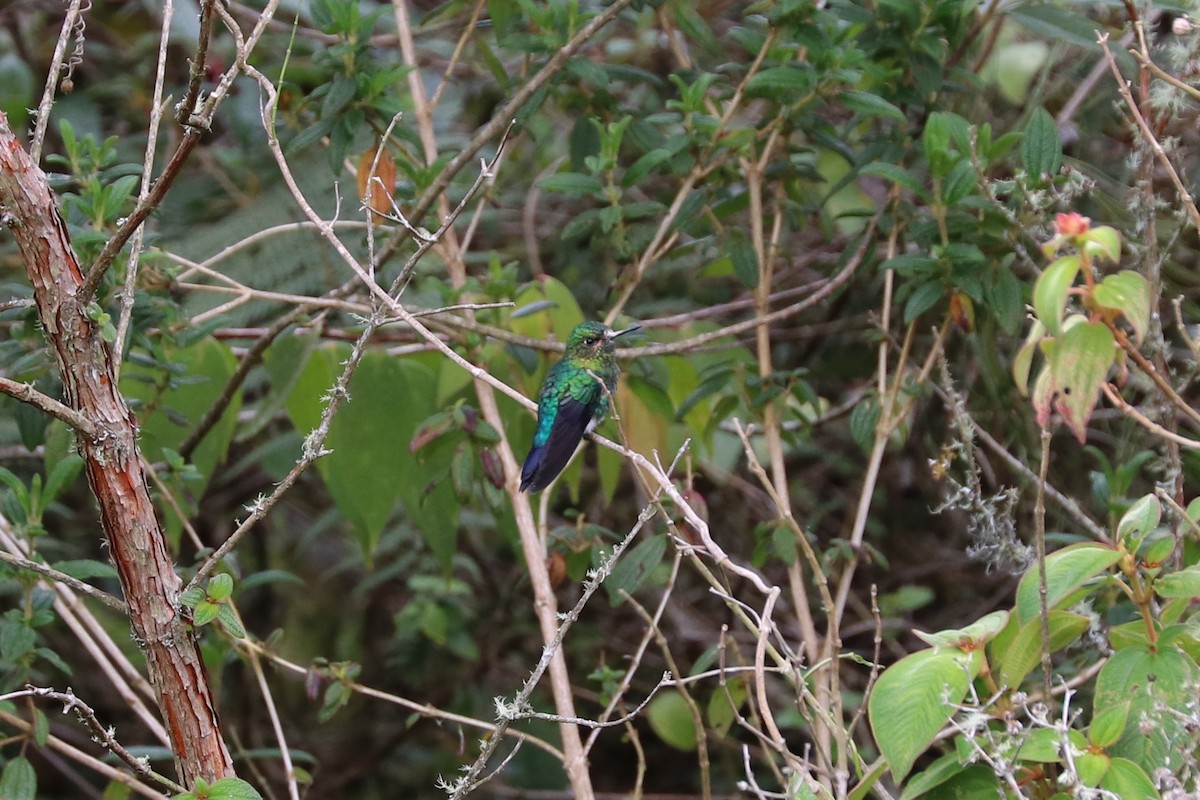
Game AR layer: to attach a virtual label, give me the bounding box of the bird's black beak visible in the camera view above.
[608,325,641,340]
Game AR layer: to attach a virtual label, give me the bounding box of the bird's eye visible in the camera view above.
[584,337,598,346]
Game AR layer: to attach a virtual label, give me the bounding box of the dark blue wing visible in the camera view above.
[519,397,595,492]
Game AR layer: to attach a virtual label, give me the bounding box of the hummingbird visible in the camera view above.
[520,321,641,493]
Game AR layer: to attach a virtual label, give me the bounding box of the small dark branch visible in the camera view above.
[20,684,184,794]
[178,0,218,125]
[0,376,97,438]
[79,130,203,306]
[179,304,307,461]
[0,550,126,612]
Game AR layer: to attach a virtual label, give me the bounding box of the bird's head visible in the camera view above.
[565,321,641,360]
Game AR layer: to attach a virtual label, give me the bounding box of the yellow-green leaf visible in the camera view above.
[1094,271,1151,345]
[1032,255,1080,337]
[1050,320,1114,443]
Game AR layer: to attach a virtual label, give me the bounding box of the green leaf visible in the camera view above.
[193,601,220,626]
[1116,494,1160,547]
[1076,751,1111,787]
[216,604,246,639]
[1095,645,1199,775]
[897,752,972,800]
[0,757,36,800]
[1022,107,1062,180]
[706,677,748,737]
[1010,4,1107,50]
[622,148,675,187]
[1015,543,1122,624]
[1100,758,1160,799]
[868,647,982,781]
[285,348,440,563]
[535,173,603,195]
[1050,320,1115,443]
[1089,701,1130,749]
[32,708,49,746]
[1094,271,1151,345]
[940,158,977,206]
[179,587,206,608]
[849,396,880,452]
[646,691,697,751]
[992,610,1089,690]
[1013,319,1046,396]
[745,65,810,94]
[51,559,117,580]
[729,229,759,289]
[207,777,265,800]
[839,90,906,122]
[1081,225,1122,263]
[903,280,945,322]
[207,573,234,602]
[859,162,929,200]
[1032,255,1080,337]
[321,76,357,117]
[1154,564,1200,598]
[605,533,667,607]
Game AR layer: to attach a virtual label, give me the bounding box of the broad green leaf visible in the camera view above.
[1089,701,1130,749]
[208,573,234,602]
[647,690,697,751]
[193,600,220,626]
[1022,107,1062,181]
[605,533,666,607]
[1076,751,1110,787]
[1100,758,1160,799]
[622,148,675,187]
[858,161,929,201]
[993,610,1089,690]
[706,676,748,737]
[1015,543,1122,624]
[915,610,1009,649]
[217,604,246,639]
[940,158,977,205]
[509,277,586,359]
[616,377,668,493]
[1032,255,1080,337]
[745,65,810,94]
[1050,320,1115,443]
[207,777,265,800]
[0,756,35,800]
[1014,726,1087,763]
[868,647,982,781]
[1116,494,1160,546]
[51,559,117,579]
[839,90,906,122]
[1095,645,1199,775]
[897,751,970,800]
[1081,225,1122,263]
[255,326,323,440]
[1010,4,1107,50]
[903,280,945,323]
[285,347,441,562]
[1094,271,1151,345]
[1154,564,1200,598]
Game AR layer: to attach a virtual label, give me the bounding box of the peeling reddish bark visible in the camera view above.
[0,112,234,786]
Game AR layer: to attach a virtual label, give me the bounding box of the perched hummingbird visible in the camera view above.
[520,321,641,493]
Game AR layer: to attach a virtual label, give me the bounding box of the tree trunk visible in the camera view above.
[0,111,234,787]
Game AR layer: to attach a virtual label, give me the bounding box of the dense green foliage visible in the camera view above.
[2,0,1200,797]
